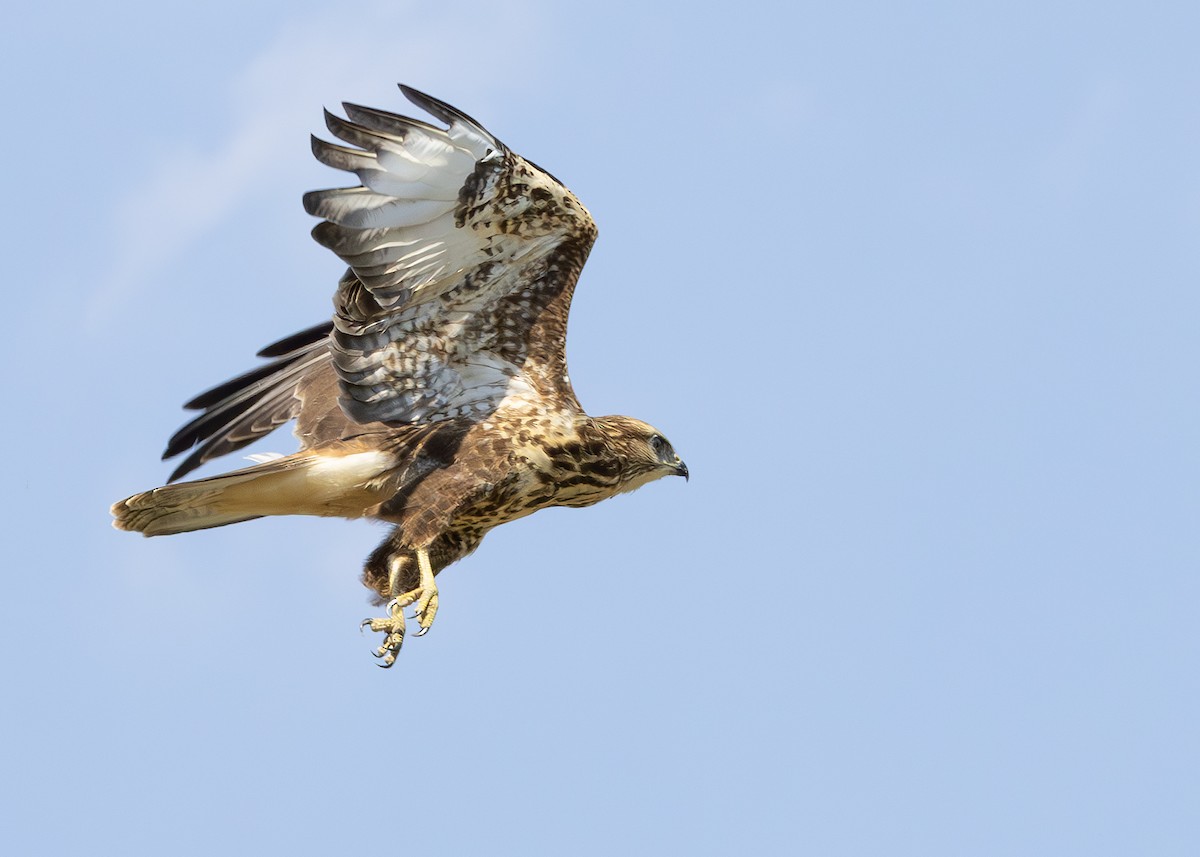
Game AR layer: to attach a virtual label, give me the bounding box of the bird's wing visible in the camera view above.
[161,322,338,481]
[161,86,596,480]
[305,85,597,426]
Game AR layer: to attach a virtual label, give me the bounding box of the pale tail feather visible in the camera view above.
[111,450,390,536]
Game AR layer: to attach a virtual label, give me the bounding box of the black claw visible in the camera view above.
[415,626,430,637]
[360,619,373,633]
[376,660,395,669]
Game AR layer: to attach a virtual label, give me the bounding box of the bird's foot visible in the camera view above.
[360,600,406,668]
[359,547,439,667]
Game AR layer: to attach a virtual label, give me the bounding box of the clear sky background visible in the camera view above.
[3,1,1198,854]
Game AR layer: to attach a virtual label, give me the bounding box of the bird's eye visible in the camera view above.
[650,435,668,457]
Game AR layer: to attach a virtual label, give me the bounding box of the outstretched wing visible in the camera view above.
[305,85,597,425]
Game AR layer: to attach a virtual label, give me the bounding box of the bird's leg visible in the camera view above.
[359,547,439,667]
[394,547,439,636]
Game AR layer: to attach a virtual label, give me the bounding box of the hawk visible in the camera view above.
[111,85,687,665]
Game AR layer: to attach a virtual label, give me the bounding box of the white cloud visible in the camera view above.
[88,0,549,327]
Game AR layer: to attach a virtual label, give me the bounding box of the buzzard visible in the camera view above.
[111,85,687,665]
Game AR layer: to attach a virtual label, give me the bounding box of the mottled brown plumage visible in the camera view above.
[111,86,686,665]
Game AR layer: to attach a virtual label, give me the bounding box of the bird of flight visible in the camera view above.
[111,85,687,666]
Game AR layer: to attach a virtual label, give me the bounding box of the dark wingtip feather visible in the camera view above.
[310,133,325,159]
[322,107,340,134]
[311,135,376,172]
[163,394,257,458]
[399,84,489,135]
[302,189,318,216]
[343,102,440,136]
[256,321,333,358]
[324,109,396,150]
[181,362,279,411]
[301,188,333,218]
[310,220,338,250]
[167,450,205,483]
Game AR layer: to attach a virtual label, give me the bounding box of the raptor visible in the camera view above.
[112,86,687,666]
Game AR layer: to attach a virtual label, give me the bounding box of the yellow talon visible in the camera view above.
[361,547,440,662]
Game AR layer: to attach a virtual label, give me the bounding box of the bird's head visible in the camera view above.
[591,415,688,493]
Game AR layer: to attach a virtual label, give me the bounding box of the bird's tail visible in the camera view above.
[111,449,389,536]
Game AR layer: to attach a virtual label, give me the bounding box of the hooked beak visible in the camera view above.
[675,459,689,482]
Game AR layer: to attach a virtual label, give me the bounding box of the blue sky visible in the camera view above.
[4,1,1199,853]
